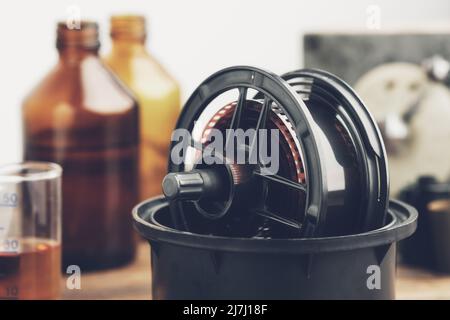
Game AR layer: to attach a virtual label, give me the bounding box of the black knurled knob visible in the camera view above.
[162,172,205,201]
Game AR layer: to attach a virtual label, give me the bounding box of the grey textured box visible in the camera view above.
[304,33,450,84]
[303,33,450,195]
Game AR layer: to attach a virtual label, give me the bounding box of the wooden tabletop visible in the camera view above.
[62,242,450,300]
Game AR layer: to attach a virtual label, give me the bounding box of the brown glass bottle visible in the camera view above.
[104,15,180,201]
[22,22,139,270]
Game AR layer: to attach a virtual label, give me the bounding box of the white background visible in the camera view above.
[1,0,450,165]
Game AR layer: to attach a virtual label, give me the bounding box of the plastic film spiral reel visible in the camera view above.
[162,66,388,238]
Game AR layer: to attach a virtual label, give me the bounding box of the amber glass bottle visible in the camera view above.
[104,15,180,201]
[22,22,139,270]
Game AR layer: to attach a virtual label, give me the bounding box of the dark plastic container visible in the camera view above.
[426,198,450,273]
[133,198,417,300]
[399,176,450,272]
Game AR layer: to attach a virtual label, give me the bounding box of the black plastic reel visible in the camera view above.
[163,66,389,238]
[165,66,325,238]
[280,69,389,235]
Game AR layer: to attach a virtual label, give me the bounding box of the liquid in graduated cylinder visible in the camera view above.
[0,239,61,300]
[22,22,139,270]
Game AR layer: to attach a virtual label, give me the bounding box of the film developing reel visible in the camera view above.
[281,69,389,237]
[162,66,388,238]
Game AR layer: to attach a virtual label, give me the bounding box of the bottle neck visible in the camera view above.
[111,37,147,56]
[110,15,148,56]
[56,21,100,63]
[58,47,99,63]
